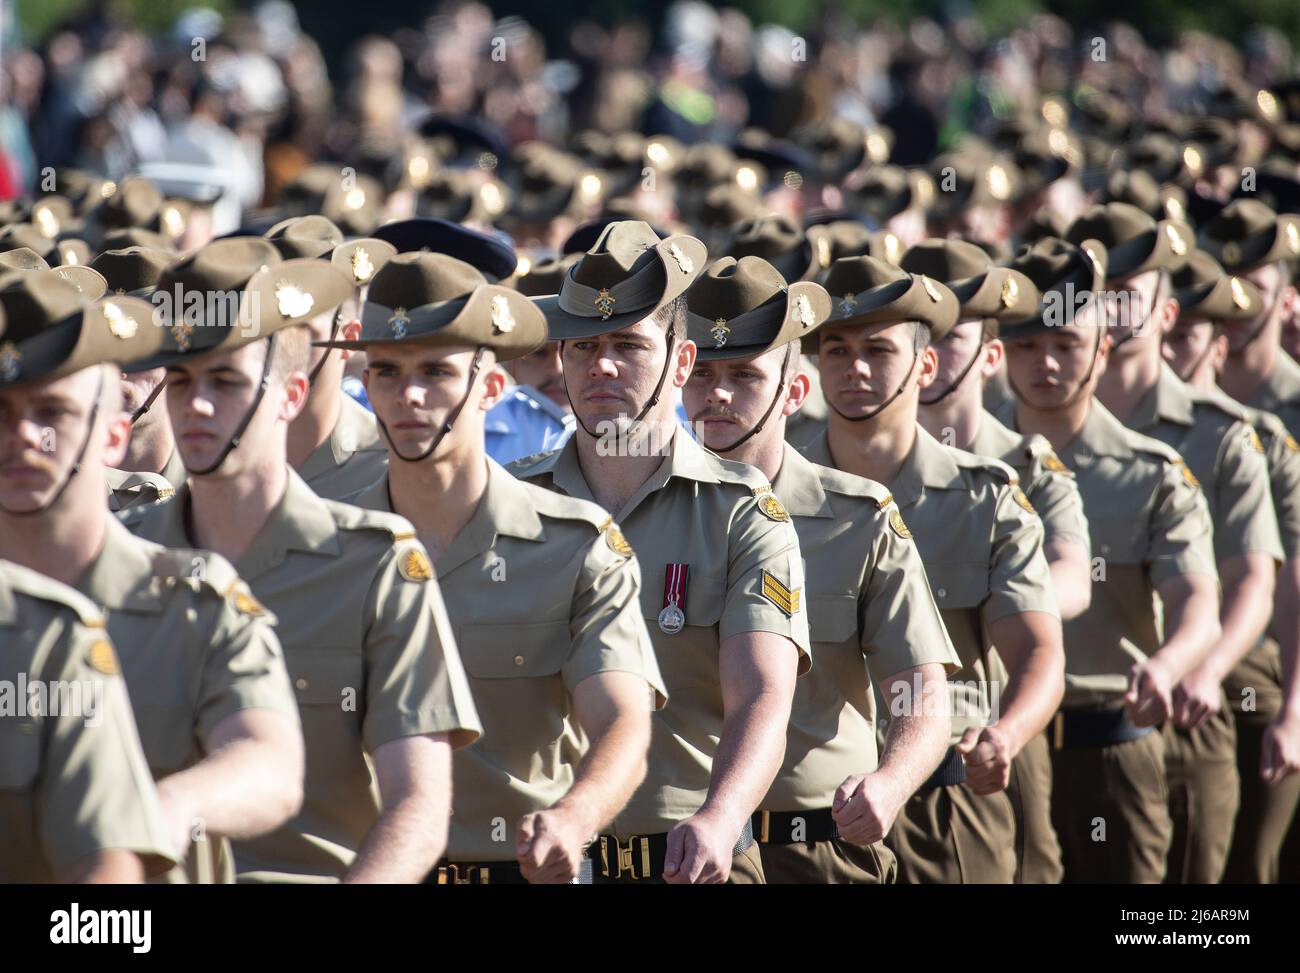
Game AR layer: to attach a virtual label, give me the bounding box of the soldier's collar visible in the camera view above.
[482,458,546,542]
[896,424,963,502]
[76,517,166,613]
[772,445,835,519]
[1066,401,1139,462]
[1259,349,1300,407]
[547,424,723,508]
[1152,364,1197,427]
[255,469,341,560]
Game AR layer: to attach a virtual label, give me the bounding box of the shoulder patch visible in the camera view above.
[1042,452,1070,474]
[397,545,434,582]
[889,509,912,539]
[87,638,121,676]
[1247,428,1266,454]
[1012,485,1037,514]
[757,493,790,522]
[220,580,267,617]
[1177,460,1201,490]
[1287,434,1300,454]
[598,518,634,557]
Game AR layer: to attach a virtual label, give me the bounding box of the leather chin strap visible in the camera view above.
[129,378,168,425]
[562,334,679,441]
[1176,334,1218,385]
[919,338,984,407]
[1109,273,1168,351]
[374,347,486,464]
[187,333,281,477]
[1232,284,1283,351]
[711,343,795,453]
[1007,325,1105,411]
[306,312,344,388]
[1,371,104,518]
[825,346,920,423]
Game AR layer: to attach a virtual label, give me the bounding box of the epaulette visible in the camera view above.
[505,447,564,478]
[0,560,107,629]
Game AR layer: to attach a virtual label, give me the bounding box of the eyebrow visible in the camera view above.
[165,364,245,378]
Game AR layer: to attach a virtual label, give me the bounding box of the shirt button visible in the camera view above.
[295,678,308,690]
[1100,544,1111,555]
[514,655,525,666]
[937,588,947,599]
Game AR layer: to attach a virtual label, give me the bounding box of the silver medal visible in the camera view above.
[658,604,685,635]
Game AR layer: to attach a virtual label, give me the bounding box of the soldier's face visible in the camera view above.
[1226,262,1287,353]
[507,340,569,413]
[817,320,932,419]
[364,343,498,457]
[561,318,694,431]
[920,318,985,406]
[683,344,794,451]
[1103,270,1167,350]
[1003,318,1105,410]
[1162,319,1221,383]
[120,367,167,431]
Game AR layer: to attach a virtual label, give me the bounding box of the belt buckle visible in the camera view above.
[437,864,483,885]
[600,835,651,880]
[1052,712,1065,752]
[757,810,771,844]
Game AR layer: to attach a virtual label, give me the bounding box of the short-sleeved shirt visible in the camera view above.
[969,409,1090,550]
[1126,364,1282,564]
[1218,391,1300,562]
[762,444,960,811]
[74,517,300,883]
[121,467,482,882]
[297,395,389,501]
[994,399,1218,707]
[1247,350,1300,440]
[805,425,1057,742]
[348,459,666,860]
[0,559,177,883]
[511,429,811,836]
[485,385,575,466]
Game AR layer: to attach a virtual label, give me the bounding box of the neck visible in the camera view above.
[188,458,289,565]
[287,384,341,470]
[1220,332,1277,403]
[122,422,175,476]
[574,410,678,516]
[386,444,489,560]
[1183,362,1217,395]
[917,385,980,451]
[1013,394,1092,453]
[720,424,787,484]
[0,491,106,588]
[1095,342,1162,423]
[825,406,917,485]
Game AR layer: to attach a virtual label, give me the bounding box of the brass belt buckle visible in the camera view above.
[1052,712,1065,751]
[600,835,651,880]
[436,864,483,885]
[757,810,771,844]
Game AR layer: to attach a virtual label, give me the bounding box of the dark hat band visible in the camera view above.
[556,257,665,321]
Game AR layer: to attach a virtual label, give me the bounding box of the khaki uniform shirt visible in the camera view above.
[74,517,300,883]
[1247,351,1300,441]
[994,400,1218,707]
[805,426,1058,743]
[299,396,388,502]
[969,410,1090,549]
[121,468,481,882]
[1221,393,1300,561]
[349,459,666,860]
[762,444,960,811]
[0,559,176,883]
[1127,364,1282,564]
[511,430,811,836]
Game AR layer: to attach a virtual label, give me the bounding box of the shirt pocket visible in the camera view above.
[807,593,859,647]
[1089,517,1147,564]
[639,573,724,629]
[457,620,571,680]
[289,652,364,706]
[923,563,989,612]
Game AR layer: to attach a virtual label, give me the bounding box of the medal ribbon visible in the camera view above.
[663,563,689,613]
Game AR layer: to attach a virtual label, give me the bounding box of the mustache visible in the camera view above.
[0,449,58,475]
[689,407,745,423]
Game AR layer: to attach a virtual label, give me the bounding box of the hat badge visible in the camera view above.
[490,295,516,335]
[275,280,315,319]
[595,288,616,320]
[1230,277,1251,310]
[816,235,831,268]
[1286,222,1300,256]
[667,242,694,275]
[987,164,1010,201]
[34,206,59,239]
[0,342,22,382]
[919,274,942,303]
[389,307,410,339]
[711,317,730,347]
[883,233,901,264]
[162,205,184,238]
[839,292,858,316]
[351,247,375,283]
[1165,223,1187,256]
[171,320,195,351]
[1222,241,1241,266]
[103,302,138,340]
[1000,275,1019,309]
[793,293,815,329]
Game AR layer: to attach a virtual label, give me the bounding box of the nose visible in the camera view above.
[400,379,425,408]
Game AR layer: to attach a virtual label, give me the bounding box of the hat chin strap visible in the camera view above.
[825,346,920,424]
[1,372,103,518]
[562,334,679,442]
[1176,335,1218,385]
[711,344,794,454]
[129,378,168,425]
[187,333,280,478]
[919,338,984,406]
[306,313,344,388]
[374,347,486,464]
[1109,272,1168,351]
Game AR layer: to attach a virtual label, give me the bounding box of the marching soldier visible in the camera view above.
[1163,249,1300,882]
[803,254,1064,883]
[995,237,1221,883]
[903,237,1090,884]
[320,250,665,884]
[0,271,305,883]
[1065,203,1282,883]
[119,237,482,883]
[679,254,960,883]
[512,221,812,884]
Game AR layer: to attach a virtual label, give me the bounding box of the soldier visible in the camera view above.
[1065,204,1282,883]
[119,237,481,883]
[0,559,177,883]
[321,250,665,884]
[264,217,397,502]
[1163,249,1300,883]
[0,271,306,883]
[995,237,1220,883]
[89,246,187,510]
[679,254,960,883]
[802,254,1063,883]
[511,221,811,884]
[903,238,1090,885]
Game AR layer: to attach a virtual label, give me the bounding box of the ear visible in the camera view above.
[479,364,508,412]
[672,338,698,388]
[1158,296,1180,336]
[783,369,812,417]
[101,410,132,468]
[916,345,939,388]
[280,370,311,423]
[979,338,1004,380]
[1210,333,1230,373]
[338,320,362,362]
